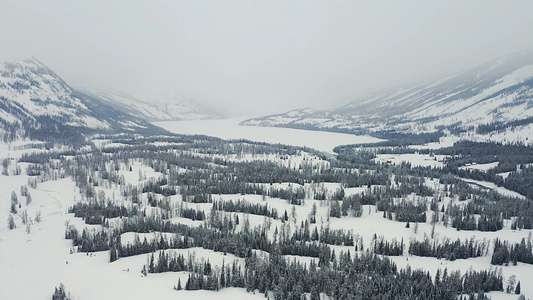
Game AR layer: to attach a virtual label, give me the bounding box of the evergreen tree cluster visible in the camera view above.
[291,224,356,247]
[491,237,533,266]
[141,177,176,196]
[409,237,487,260]
[20,133,525,298]
[51,283,71,300]
[372,235,404,256]
[377,199,427,223]
[340,194,363,217]
[242,249,501,300]
[212,199,278,219]
[147,244,503,299]
[68,202,132,225]
[65,225,113,253]
[178,206,205,221]
[449,204,503,232]
[268,186,305,205]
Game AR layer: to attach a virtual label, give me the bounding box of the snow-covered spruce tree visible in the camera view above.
[26,192,32,205]
[10,200,17,214]
[11,191,18,204]
[7,214,16,230]
[51,283,71,300]
[34,210,41,223]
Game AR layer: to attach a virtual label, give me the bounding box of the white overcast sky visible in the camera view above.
[1,0,533,116]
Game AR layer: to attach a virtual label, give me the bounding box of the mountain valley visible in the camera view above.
[0,54,533,300]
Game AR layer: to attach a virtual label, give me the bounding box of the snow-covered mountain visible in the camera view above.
[150,92,223,121]
[242,107,317,127]
[78,88,221,122]
[242,50,533,144]
[0,58,163,142]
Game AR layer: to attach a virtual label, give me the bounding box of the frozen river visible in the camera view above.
[153,118,383,154]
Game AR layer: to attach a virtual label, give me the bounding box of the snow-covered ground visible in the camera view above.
[0,139,65,161]
[2,136,533,299]
[154,118,383,154]
[460,162,500,172]
[375,153,446,168]
[408,136,459,150]
[0,174,260,299]
[1,174,532,299]
[462,178,526,200]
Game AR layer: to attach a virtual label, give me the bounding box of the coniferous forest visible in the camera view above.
[5,131,533,299]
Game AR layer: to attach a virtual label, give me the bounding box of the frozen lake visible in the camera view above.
[153,118,383,153]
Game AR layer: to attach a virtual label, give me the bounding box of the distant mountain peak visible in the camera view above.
[3,57,58,78]
[78,88,222,122]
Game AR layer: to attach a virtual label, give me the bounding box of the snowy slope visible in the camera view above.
[1,140,532,299]
[0,58,163,140]
[0,58,108,129]
[242,50,533,144]
[150,92,222,121]
[79,88,221,121]
[240,108,317,127]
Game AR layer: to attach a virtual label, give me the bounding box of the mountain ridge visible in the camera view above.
[241,50,533,145]
[77,88,222,122]
[0,58,166,144]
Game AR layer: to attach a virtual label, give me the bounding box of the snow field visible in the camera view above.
[154,118,383,154]
[0,174,254,299]
[375,153,446,168]
[460,162,500,172]
[2,135,533,299]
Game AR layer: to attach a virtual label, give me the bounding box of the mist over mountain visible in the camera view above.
[242,50,533,145]
[0,58,165,143]
[78,88,224,122]
[3,2,533,300]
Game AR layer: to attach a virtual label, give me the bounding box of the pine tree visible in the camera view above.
[220,260,226,288]
[141,265,147,277]
[291,205,297,223]
[7,214,15,230]
[506,275,516,293]
[149,252,155,273]
[310,203,317,223]
[35,210,41,223]
[310,287,320,300]
[515,280,520,294]
[185,274,191,290]
[110,245,118,262]
[10,201,17,214]
[11,191,18,204]
[52,283,70,300]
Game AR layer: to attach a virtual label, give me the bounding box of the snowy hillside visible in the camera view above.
[150,92,222,121]
[242,50,533,145]
[241,108,317,127]
[0,58,163,142]
[79,88,221,122]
